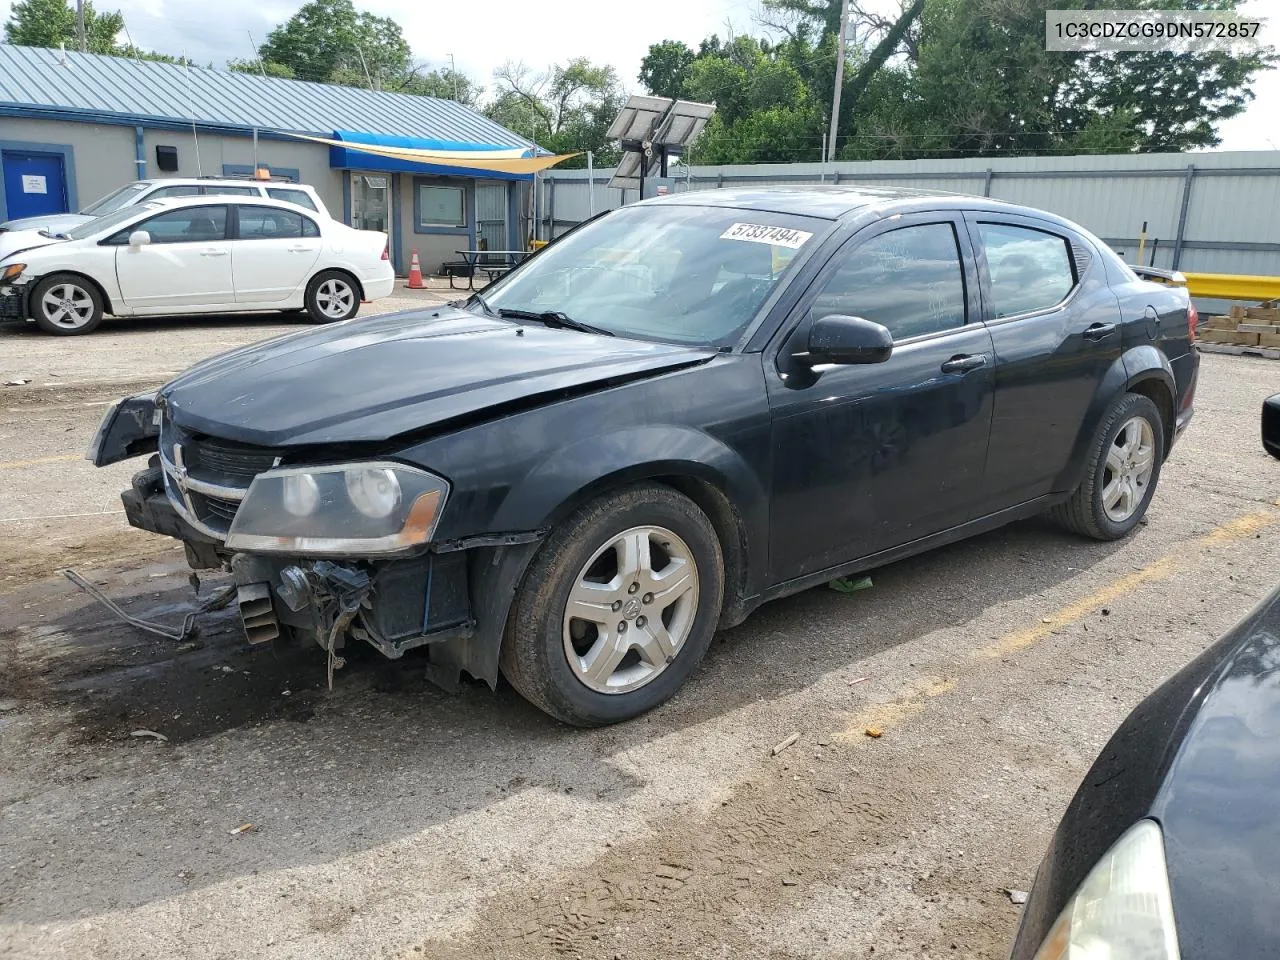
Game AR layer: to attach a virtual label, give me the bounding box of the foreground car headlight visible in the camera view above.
[1033,820,1180,960]
[225,462,448,556]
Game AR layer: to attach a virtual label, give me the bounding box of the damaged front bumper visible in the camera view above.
[119,453,543,692]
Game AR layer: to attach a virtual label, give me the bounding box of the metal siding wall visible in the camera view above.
[543,152,1280,279]
[0,116,131,211]
[475,180,507,250]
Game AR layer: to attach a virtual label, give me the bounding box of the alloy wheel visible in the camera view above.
[1102,416,1156,523]
[40,283,95,330]
[315,278,354,319]
[562,525,700,694]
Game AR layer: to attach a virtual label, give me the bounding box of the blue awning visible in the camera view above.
[327,130,543,181]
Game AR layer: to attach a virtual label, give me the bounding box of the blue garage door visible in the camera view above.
[2,151,69,220]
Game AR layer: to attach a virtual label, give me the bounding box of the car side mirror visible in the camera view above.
[1264,394,1280,460]
[807,314,893,365]
[128,230,151,248]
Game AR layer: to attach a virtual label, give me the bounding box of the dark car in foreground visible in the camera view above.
[89,186,1199,725]
[1010,397,1280,960]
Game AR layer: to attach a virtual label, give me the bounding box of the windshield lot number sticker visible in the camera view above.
[721,223,812,248]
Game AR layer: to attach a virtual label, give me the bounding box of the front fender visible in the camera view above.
[1053,349,1175,494]
[490,424,770,590]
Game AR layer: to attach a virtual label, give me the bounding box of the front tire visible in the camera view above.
[304,270,360,324]
[500,484,725,727]
[1051,393,1164,540]
[31,273,104,335]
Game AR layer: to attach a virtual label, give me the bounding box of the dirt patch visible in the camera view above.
[0,523,176,593]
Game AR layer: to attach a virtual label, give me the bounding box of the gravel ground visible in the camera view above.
[1,317,1278,960]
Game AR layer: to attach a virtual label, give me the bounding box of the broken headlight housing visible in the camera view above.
[225,461,449,556]
[1032,819,1181,960]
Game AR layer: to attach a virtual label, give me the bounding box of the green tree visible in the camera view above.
[228,58,298,78]
[257,0,411,86]
[638,40,696,98]
[487,59,624,165]
[395,67,484,107]
[4,0,122,53]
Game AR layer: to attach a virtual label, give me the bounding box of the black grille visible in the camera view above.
[164,424,283,487]
[194,492,240,523]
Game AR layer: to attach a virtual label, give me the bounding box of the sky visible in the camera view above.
[2,0,1277,151]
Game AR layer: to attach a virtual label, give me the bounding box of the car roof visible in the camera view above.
[139,178,313,190]
[636,184,1068,225]
[134,195,323,214]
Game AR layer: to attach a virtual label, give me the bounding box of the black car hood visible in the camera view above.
[1151,584,1280,959]
[160,308,715,446]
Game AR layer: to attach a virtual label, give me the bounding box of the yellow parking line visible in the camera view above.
[837,507,1277,740]
[0,454,82,470]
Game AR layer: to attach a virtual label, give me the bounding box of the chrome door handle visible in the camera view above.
[287,246,313,253]
[1084,322,1117,341]
[940,354,987,374]
[200,250,229,257]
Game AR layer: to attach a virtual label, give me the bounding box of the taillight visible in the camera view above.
[1187,300,1198,341]
[381,244,389,261]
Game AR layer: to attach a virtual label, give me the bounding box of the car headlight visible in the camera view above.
[1,262,26,282]
[225,461,448,556]
[1033,820,1180,960]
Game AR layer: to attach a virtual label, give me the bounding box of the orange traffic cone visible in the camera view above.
[407,249,425,289]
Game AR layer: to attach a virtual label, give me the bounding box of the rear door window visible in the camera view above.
[977,223,1075,318]
[237,206,308,240]
[204,185,258,197]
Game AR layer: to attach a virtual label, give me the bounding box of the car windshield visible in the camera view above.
[80,181,152,216]
[479,204,829,346]
[64,202,162,240]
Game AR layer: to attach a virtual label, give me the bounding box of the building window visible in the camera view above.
[417,184,465,228]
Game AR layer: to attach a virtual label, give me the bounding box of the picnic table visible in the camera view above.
[445,249,531,290]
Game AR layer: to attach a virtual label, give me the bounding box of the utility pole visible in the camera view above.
[826,0,851,163]
[75,0,87,52]
[448,53,459,101]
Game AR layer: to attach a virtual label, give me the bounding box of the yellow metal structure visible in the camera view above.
[1180,272,1280,303]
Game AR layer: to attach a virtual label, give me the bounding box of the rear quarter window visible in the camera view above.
[978,222,1075,318]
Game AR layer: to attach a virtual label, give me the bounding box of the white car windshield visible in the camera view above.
[80,181,152,216]
[64,202,163,240]
[479,204,828,346]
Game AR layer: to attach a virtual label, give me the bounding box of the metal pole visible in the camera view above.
[587,151,595,217]
[75,0,86,52]
[448,53,459,100]
[826,0,851,163]
[253,127,259,172]
[1171,165,1196,271]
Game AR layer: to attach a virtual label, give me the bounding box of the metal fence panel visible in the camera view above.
[540,152,1280,283]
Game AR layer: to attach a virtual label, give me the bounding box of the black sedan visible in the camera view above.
[89,187,1199,726]
[1010,396,1280,960]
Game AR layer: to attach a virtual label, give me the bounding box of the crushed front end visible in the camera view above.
[90,393,529,689]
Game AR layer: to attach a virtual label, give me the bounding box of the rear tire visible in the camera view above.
[304,270,360,324]
[1051,393,1164,540]
[31,273,104,335]
[500,484,724,727]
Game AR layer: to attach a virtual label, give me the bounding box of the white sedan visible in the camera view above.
[0,196,395,335]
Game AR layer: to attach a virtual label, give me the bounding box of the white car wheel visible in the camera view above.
[31,274,104,335]
[305,270,360,324]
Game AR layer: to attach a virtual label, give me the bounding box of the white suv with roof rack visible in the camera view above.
[0,177,329,236]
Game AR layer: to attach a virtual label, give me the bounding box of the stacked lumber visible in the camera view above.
[1199,304,1280,348]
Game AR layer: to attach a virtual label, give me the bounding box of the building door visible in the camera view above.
[476,181,507,253]
[2,151,68,220]
[351,173,388,233]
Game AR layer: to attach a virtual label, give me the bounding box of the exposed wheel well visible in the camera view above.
[32,271,113,315]
[1127,378,1174,455]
